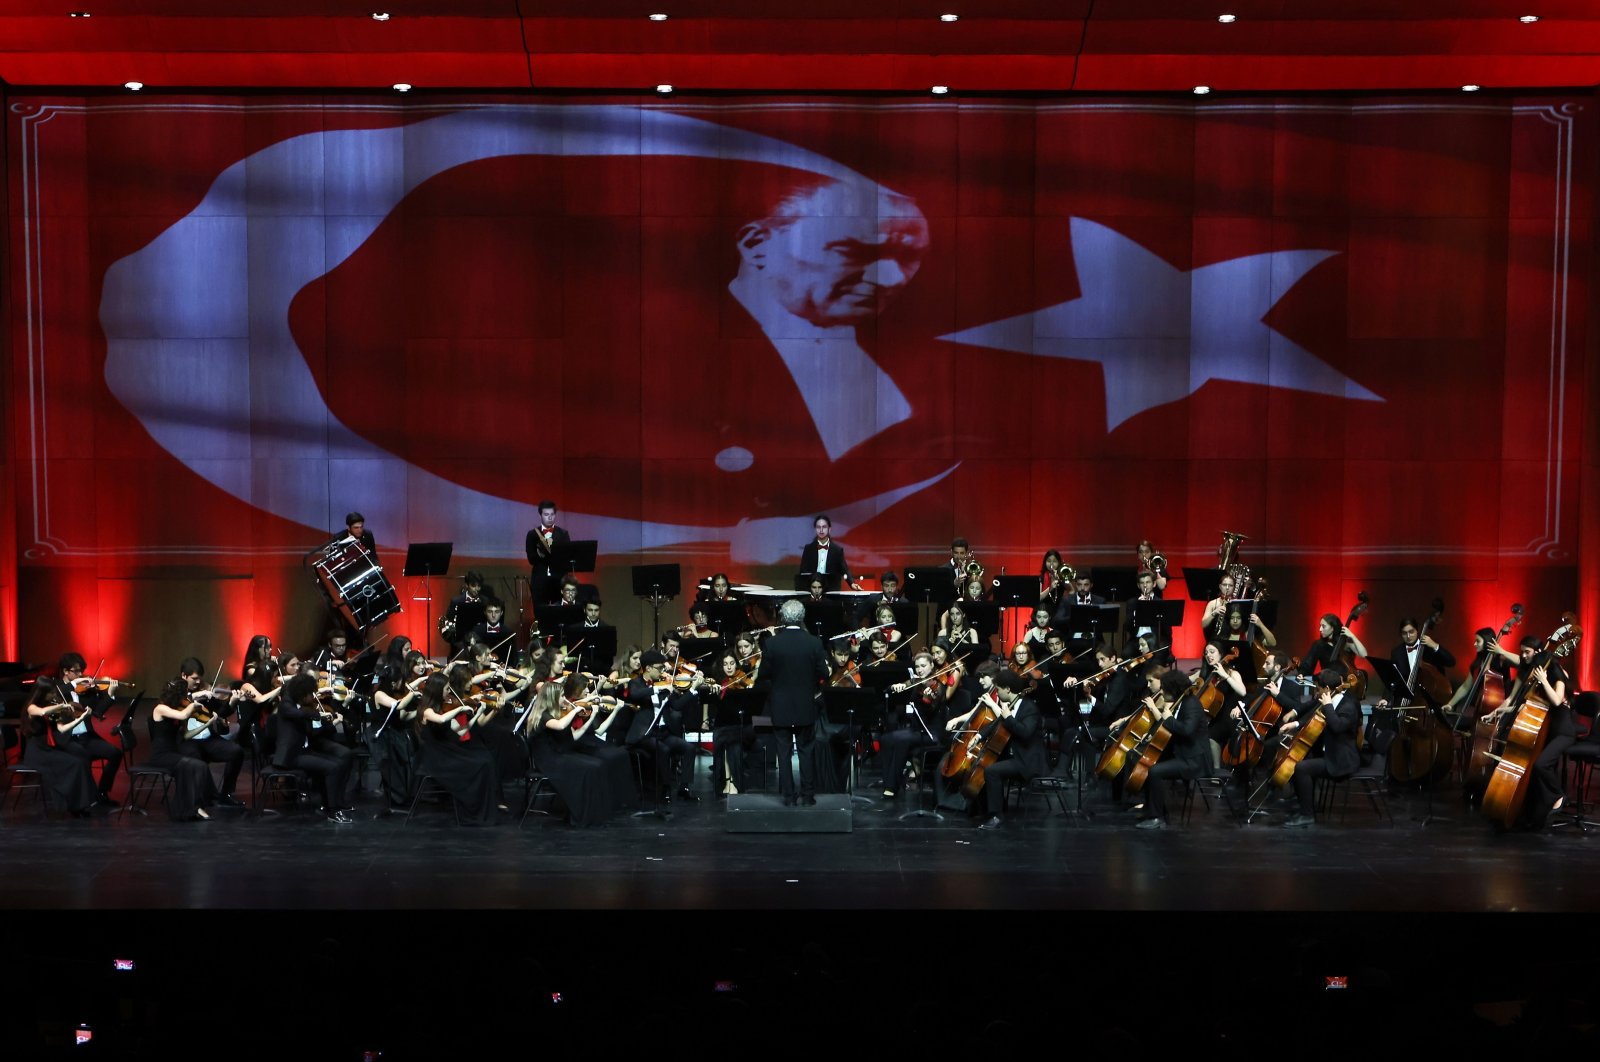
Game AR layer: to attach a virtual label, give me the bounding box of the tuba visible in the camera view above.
[1217,530,1247,571]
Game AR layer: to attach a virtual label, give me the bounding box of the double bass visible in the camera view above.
[1479,614,1582,829]
[1335,591,1370,699]
[1464,605,1524,792]
[1386,598,1456,786]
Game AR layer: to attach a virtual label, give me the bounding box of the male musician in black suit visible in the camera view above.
[1226,650,1309,783]
[1133,669,1212,830]
[29,653,123,807]
[162,658,248,807]
[441,571,496,656]
[468,601,518,663]
[1276,670,1361,828]
[1053,571,1108,652]
[622,649,704,802]
[1371,616,1457,755]
[273,673,356,823]
[797,514,861,592]
[951,670,1045,831]
[343,511,376,554]
[524,499,571,606]
[759,598,831,806]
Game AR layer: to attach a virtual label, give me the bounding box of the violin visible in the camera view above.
[71,676,136,694]
[829,661,861,688]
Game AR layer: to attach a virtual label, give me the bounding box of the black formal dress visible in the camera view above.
[158,680,246,801]
[22,712,97,813]
[1511,661,1573,827]
[369,682,420,809]
[758,625,830,801]
[418,714,501,826]
[530,722,617,827]
[879,681,952,797]
[148,714,218,821]
[32,679,121,802]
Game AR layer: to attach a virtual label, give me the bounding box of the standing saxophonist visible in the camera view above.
[524,499,571,608]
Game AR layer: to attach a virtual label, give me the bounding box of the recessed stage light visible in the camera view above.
[124,81,143,91]
[1519,15,1540,23]
[931,85,950,95]
[69,11,91,17]
[371,11,390,21]
[1462,84,1482,92]
[655,84,674,94]
[1217,13,1236,23]
[940,13,959,22]
[1193,85,1211,95]
[649,13,668,20]
[392,83,412,92]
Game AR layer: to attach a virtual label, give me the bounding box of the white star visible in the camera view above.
[939,218,1381,430]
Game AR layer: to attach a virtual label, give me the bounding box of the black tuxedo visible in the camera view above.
[1289,690,1361,815]
[272,699,354,810]
[525,524,572,604]
[469,623,518,660]
[623,678,697,794]
[977,697,1046,816]
[1389,642,1456,689]
[758,626,830,799]
[798,540,851,586]
[1052,593,1108,641]
[1138,694,1209,821]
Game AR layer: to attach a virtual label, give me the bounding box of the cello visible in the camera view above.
[1194,646,1241,718]
[1221,684,1284,769]
[1479,614,1581,829]
[1386,598,1457,786]
[1247,670,1358,809]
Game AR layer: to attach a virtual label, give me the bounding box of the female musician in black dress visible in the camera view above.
[940,602,982,652]
[523,680,619,826]
[370,650,429,812]
[22,687,98,815]
[415,672,502,826]
[705,649,757,797]
[150,668,225,821]
[1039,550,1066,611]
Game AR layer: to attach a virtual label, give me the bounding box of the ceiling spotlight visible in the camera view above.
[655,84,674,94]
[1192,85,1211,95]
[1461,84,1482,92]
[392,82,412,92]
[931,85,950,95]
[1217,13,1236,23]
[69,11,91,17]
[124,81,143,91]
[649,12,668,20]
[1519,15,1540,23]
[371,11,390,20]
[940,13,959,21]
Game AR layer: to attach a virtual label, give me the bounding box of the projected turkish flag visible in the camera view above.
[8,95,1590,584]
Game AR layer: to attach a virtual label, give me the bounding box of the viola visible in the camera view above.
[1480,614,1581,829]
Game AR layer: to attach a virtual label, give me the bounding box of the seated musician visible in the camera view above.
[1221,606,1276,652]
[370,649,430,812]
[1022,607,1054,652]
[878,651,954,799]
[414,672,503,826]
[160,657,247,808]
[468,601,518,663]
[22,663,102,816]
[957,576,989,605]
[1273,670,1361,828]
[1007,642,1042,695]
[680,603,720,641]
[441,571,495,655]
[875,571,904,606]
[804,576,828,605]
[930,640,977,704]
[865,604,906,654]
[310,628,356,673]
[522,679,630,826]
[465,642,534,784]
[1193,640,1248,765]
[149,662,235,820]
[29,653,122,809]
[1199,573,1240,638]
[705,650,757,797]
[1224,650,1308,782]
[1051,572,1106,646]
[1298,613,1369,678]
[944,669,1044,831]
[858,634,904,678]
[1135,539,1169,592]
[695,572,740,605]
[622,649,706,803]
[1064,643,1137,735]
[1123,669,1209,831]
[273,673,356,823]
[1039,550,1066,611]
[1123,571,1164,643]
[731,633,763,682]
[1482,635,1572,829]
[1134,630,1176,671]
[939,601,982,651]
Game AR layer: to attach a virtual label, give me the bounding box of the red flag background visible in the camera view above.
[3,93,1595,682]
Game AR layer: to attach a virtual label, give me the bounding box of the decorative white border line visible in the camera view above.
[11,98,1579,561]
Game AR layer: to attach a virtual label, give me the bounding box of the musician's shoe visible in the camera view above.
[324,808,355,824]
[1135,816,1166,830]
[782,793,797,807]
[674,788,698,804]
[215,794,245,808]
[882,789,897,799]
[977,815,1003,830]
[800,794,817,806]
[1283,813,1315,828]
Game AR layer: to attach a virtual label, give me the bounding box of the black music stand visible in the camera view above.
[536,604,582,649]
[1131,600,1186,655]
[801,601,846,640]
[823,687,883,805]
[1183,568,1225,603]
[992,576,1037,609]
[631,564,681,647]
[551,539,597,579]
[902,566,957,606]
[560,624,617,675]
[701,601,746,638]
[1064,603,1118,648]
[403,542,453,656]
[962,602,1001,649]
[1092,566,1140,602]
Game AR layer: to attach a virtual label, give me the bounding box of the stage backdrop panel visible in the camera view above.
[4,94,1595,676]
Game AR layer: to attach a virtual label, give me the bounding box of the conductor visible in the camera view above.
[760,598,831,806]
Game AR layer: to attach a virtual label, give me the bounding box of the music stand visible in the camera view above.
[537,605,582,650]
[551,539,597,579]
[560,624,617,675]
[1183,568,1225,603]
[991,576,1038,609]
[902,566,957,606]
[403,542,453,656]
[1091,566,1140,602]
[631,564,681,647]
[1131,600,1186,655]
[962,602,1001,649]
[823,687,883,805]
[700,601,746,638]
[802,600,846,640]
[1065,604,1118,648]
